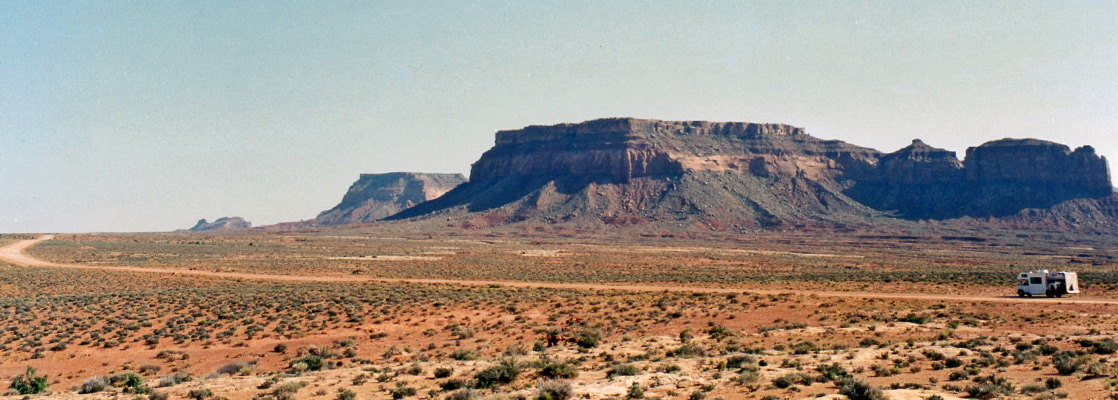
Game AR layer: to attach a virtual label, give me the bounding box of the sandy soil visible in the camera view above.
[3,236,1117,306]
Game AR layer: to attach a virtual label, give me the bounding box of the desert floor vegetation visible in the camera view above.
[26,231,1118,296]
[2,231,1117,399]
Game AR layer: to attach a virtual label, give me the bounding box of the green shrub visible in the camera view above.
[1093,339,1118,355]
[434,367,454,379]
[576,329,602,349]
[390,382,417,399]
[838,378,886,400]
[270,381,305,399]
[80,376,108,394]
[734,369,759,386]
[898,313,928,324]
[473,359,521,388]
[157,372,191,387]
[626,383,644,399]
[217,361,254,375]
[606,364,641,378]
[539,359,579,379]
[337,389,357,400]
[440,379,466,391]
[948,370,968,381]
[302,355,325,371]
[707,324,734,340]
[772,372,814,389]
[450,349,478,361]
[1087,361,1110,376]
[965,383,1011,399]
[115,372,149,394]
[9,367,49,395]
[726,355,757,369]
[816,363,850,382]
[536,380,573,400]
[1052,352,1085,375]
[187,388,213,400]
[964,375,1014,399]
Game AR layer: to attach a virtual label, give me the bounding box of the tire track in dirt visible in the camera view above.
[4,236,1117,305]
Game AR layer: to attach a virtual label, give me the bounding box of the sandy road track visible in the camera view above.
[3,236,1117,305]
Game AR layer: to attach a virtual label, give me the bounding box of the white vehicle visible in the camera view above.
[1017,270,1080,298]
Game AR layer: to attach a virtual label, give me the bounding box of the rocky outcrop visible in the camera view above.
[189,217,251,232]
[393,118,885,228]
[469,118,881,183]
[877,139,964,185]
[313,172,466,225]
[963,139,1110,190]
[848,138,1112,219]
[388,118,1112,231]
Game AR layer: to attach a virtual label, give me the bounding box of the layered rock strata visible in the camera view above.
[389,118,1112,230]
[314,172,466,225]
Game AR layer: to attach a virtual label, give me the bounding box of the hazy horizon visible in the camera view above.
[3,1,1117,233]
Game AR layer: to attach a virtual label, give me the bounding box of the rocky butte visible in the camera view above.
[848,138,1113,219]
[390,118,1114,232]
[187,217,251,232]
[313,172,466,226]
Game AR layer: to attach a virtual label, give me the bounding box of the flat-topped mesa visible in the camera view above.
[473,118,876,182]
[494,118,805,145]
[391,118,1116,231]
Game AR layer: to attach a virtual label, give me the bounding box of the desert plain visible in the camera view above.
[0,228,1116,400]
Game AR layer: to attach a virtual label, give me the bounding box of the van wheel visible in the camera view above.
[1046,290,1054,298]
[1017,290,1027,297]
[1056,294,1063,298]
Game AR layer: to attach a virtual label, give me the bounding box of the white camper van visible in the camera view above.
[1017,270,1080,298]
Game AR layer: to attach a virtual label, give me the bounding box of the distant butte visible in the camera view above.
[312,172,466,226]
[188,217,251,232]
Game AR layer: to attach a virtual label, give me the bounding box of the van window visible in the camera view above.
[1030,277,1043,284]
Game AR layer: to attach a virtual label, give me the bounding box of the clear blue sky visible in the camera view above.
[2,1,1116,233]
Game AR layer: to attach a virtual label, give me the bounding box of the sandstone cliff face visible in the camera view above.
[189,217,251,232]
[847,138,1113,219]
[964,139,1111,189]
[392,118,1113,231]
[395,118,885,228]
[470,118,880,183]
[877,139,964,185]
[314,172,466,225]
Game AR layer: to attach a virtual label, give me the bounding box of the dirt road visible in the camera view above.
[3,236,1117,305]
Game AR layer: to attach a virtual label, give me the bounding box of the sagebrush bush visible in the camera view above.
[473,359,521,388]
[536,380,573,400]
[838,378,886,400]
[79,376,108,394]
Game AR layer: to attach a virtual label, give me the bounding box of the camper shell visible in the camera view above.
[1017,270,1079,298]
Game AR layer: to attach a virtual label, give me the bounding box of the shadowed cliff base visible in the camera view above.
[845,138,1113,220]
